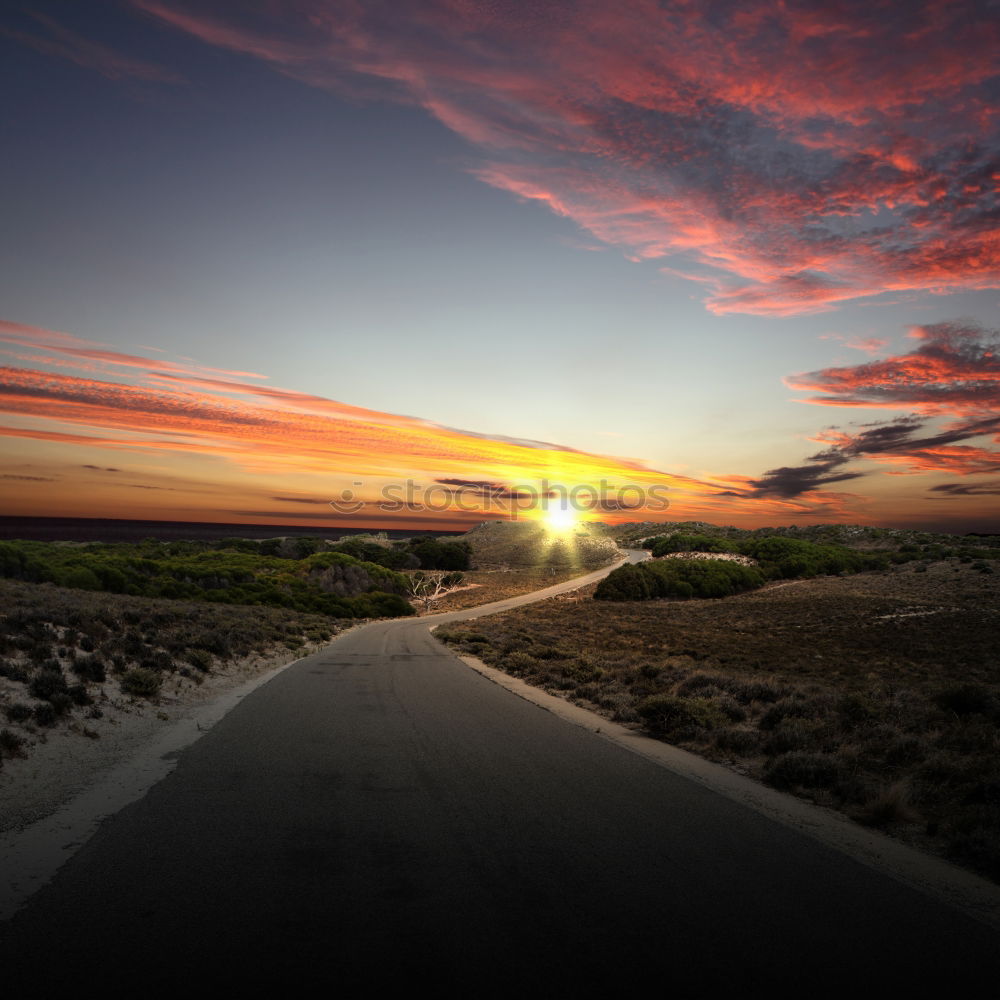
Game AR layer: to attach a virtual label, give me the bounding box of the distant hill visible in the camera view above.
[460,520,619,570]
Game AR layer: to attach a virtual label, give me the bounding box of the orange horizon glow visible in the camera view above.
[1,318,998,534]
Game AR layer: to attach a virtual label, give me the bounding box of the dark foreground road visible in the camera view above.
[3,552,998,992]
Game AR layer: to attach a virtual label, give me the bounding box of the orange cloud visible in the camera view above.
[0,361,731,519]
[0,316,864,527]
[763,321,1000,493]
[786,321,1000,415]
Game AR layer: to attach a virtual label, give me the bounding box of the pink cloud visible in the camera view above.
[132,0,1000,315]
[817,334,890,354]
[845,338,889,355]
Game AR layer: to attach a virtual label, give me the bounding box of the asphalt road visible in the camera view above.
[3,550,998,991]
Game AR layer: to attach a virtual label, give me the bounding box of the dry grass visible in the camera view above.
[437,559,1000,881]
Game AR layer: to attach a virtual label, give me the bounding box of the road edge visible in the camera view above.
[428,627,1000,933]
[0,645,317,920]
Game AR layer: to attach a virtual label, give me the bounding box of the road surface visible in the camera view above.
[2,549,998,991]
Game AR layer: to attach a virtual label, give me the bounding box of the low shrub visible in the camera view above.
[187,648,213,672]
[27,640,54,663]
[764,751,839,790]
[29,667,69,702]
[714,727,762,754]
[120,667,161,698]
[0,728,27,758]
[854,781,919,828]
[33,702,57,726]
[4,702,33,723]
[728,677,788,704]
[762,717,825,755]
[50,692,74,716]
[714,693,747,723]
[636,694,728,739]
[501,651,539,674]
[68,683,92,706]
[759,695,832,731]
[72,654,106,683]
[674,672,722,696]
[531,644,572,660]
[0,660,29,683]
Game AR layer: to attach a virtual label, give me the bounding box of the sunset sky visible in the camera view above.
[2,0,998,532]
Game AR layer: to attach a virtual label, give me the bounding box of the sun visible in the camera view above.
[543,505,579,533]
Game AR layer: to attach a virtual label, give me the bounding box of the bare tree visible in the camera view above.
[406,570,466,612]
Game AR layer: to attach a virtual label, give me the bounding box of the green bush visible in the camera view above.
[596,559,764,601]
[187,648,214,673]
[736,536,883,579]
[593,564,653,601]
[406,539,472,571]
[120,667,162,698]
[0,538,416,619]
[59,566,103,590]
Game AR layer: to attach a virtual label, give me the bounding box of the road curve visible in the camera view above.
[2,548,998,991]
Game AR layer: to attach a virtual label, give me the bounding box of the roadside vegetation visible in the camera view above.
[0,537,431,618]
[0,577,343,768]
[596,558,765,600]
[0,523,617,765]
[603,518,1000,555]
[596,535,918,601]
[437,531,1000,882]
